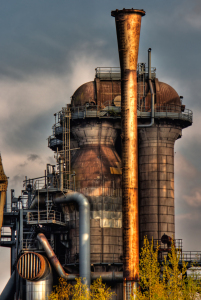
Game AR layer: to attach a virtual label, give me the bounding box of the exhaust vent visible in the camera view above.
[17,252,50,281]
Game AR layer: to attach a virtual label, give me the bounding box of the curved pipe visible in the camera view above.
[54,192,90,285]
[37,233,77,281]
[37,233,124,284]
[35,191,90,286]
[138,48,155,128]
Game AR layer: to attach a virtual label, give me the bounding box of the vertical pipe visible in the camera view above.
[11,228,15,274]
[111,8,145,300]
[19,209,23,252]
[138,48,155,128]
[148,48,155,122]
[59,157,64,191]
[148,48,151,80]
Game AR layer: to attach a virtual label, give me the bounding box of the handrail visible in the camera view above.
[69,103,193,123]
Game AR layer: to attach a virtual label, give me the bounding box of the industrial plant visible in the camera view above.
[0,8,194,300]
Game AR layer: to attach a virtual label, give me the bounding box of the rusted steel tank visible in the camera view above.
[60,69,123,298]
[69,119,122,260]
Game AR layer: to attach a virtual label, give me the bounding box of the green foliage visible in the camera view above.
[48,276,115,300]
[132,237,201,300]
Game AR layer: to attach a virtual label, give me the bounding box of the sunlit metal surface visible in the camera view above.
[37,232,77,281]
[17,252,50,281]
[26,271,53,300]
[111,8,145,299]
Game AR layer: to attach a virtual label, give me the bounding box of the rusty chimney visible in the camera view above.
[111,8,145,300]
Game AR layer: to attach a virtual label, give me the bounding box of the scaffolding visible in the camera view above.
[61,105,71,191]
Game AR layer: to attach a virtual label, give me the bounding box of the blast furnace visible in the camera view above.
[0,8,193,300]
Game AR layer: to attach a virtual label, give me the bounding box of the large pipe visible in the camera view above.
[29,195,46,209]
[91,272,123,282]
[54,192,90,286]
[37,234,123,283]
[0,271,15,300]
[30,191,90,285]
[111,8,145,299]
[37,233,77,281]
[138,48,155,128]
[17,252,51,281]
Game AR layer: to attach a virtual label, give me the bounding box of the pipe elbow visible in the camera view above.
[76,193,90,209]
[54,192,90,212]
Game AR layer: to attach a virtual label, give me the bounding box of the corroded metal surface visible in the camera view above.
[17,252,49,281]
[112,8,145,285]
[71,79,121,107]
[26,271,53,300]
[37,232,77,281]
[138,124,182,247]
[64,118,123,264]
[144,80,181,110]
[70,119,122,230]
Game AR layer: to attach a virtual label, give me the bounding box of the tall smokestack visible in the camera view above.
[111,8,145,300]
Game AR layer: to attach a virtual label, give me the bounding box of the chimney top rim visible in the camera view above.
[111,9,146,17]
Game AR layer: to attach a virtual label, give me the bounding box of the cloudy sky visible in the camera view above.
[0,0,201,293]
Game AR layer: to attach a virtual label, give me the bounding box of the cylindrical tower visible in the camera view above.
[111,8,145,299]
[137,80,191,247]
[138,124,181,243]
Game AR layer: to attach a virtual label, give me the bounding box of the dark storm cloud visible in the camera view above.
[27,154,40,161]
[0,0,199,90]
[0,0,119,80]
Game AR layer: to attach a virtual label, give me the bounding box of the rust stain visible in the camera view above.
[111,8,145,284]
[17,252,47,281]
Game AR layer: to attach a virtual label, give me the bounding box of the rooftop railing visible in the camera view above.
[27,210,66,226]
[95,66,156,80]
[95,67,121,80]
[70,103,193,123]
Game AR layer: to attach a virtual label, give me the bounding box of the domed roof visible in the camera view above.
[71,81,95,107]
[144,79,181,110]
[71,78,181,108]
[157,81,181,106]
